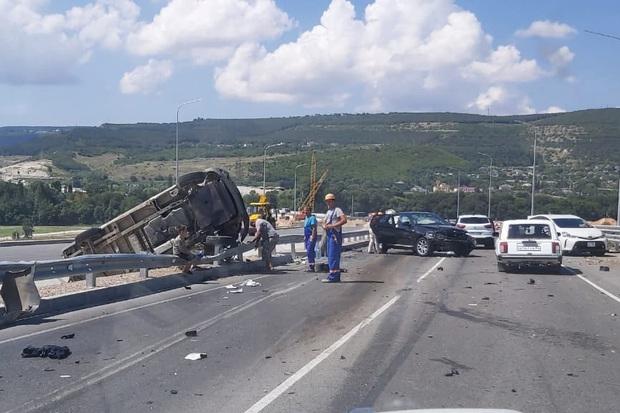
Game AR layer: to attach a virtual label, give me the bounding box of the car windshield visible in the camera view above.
[460,217,489,224]
[552,218,591,228]
[410,213,449,225]
[507,224,552,239]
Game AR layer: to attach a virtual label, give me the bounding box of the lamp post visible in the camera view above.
[175,98,201,185]
[531,128,538,216]
[293,163,306,211]
[617,174,620,225]
[478,152,493,217]
[263,142,284,194]
[456,171,461,220]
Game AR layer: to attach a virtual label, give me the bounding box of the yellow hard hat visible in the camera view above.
[325,193,336,201]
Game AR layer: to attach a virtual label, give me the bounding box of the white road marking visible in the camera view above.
[0,273,275,345]
[244,294,401,413]
[564,268,620,304]
[9,280,306,413]
[416,257,447,283]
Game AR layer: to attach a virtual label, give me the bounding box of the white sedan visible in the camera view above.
[496,219,562,273]
[528,214,607,256]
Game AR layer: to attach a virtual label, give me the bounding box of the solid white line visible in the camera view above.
[0,273,274,346]
[416,257,447,283]
[10,280,306,413]
[244,294,401,413]
[573,273,620,304]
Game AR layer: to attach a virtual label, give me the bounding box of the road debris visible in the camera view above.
[43,368,55,372]
[265,355,272,359]
[528,278,536,285]
[437,267,444,271]
[484,282,497,285]
[225,284,237,289]
[444,368,460,377]
[340,355,346,360]
[60,333,75,340]
[184,286,192,290]
[60,374,71,378]
[170,390,178,394]
[228,288,243,294]
[481,297,490,301]
[184,353,207,361]
[464,286,472,289]
[600,266,610,272]
[185,330,198,337]
[241,279,261,287]
[21,345,71,360]
[611,313,617,317]
[548,294,555,297]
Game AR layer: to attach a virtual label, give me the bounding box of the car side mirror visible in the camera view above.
[557,232,562,237]
[493,232,499,237]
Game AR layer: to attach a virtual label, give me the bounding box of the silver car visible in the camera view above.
[456,215,496,248]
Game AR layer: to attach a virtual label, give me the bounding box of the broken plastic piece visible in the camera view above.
[437,267,444,271]
[228,288,243,294]
[600,266,610,272]
[242,279,261,287]
[225,284,237,289]
[21,345,71,360]
[60,333,75,340]
[185,330,198,337]
[60,374,71,378]
[185,353,207,361]
[528,278,536,285]
[444,368,460,377]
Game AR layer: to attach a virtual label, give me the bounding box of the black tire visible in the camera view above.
[380,244,389,254]
[75,227,105,245]
[550,264,563,274]
[177,171,207,188]
[486,239,495,249]
[497,262,507,272]
[456,247,472,257]
[415,237,432,257]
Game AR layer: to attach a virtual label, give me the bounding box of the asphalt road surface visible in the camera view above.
[0,227,361,262]
[0,249,618,413]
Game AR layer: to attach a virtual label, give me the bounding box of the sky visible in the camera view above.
[1,0,619,126]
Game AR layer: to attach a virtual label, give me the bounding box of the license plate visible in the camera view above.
[518,244,540,251]
[587,242,596,247]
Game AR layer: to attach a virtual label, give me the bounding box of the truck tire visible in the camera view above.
[75,227,105,245]
[177,172,207,188]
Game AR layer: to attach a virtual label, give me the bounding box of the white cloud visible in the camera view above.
[516,20,576,39]
[464,45,543,83]
[0,0,140,85]
[126,0,294,64]
[120,59,173,94]
[548,46,574,68]
[469,86,506,112]
[468,86,535,115]
[215,0,543,114]
[544,105,566,113]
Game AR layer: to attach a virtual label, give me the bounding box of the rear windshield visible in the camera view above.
[460,217,489,224]
[552,218,591,228]
[507,224,552,239]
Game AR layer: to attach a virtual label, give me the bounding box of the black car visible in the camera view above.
[370,211,475,256]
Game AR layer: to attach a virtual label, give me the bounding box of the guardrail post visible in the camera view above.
[85,272,96,288]
[139,268,149,279]
[214,244,221,265]
[290,242,297,259]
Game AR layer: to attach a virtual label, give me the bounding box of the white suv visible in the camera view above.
[496,219,562,273]
[456,215,495,248]
[528,214,607,256]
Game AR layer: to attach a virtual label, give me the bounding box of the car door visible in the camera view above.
[373,214,397,245]
[395,214,416,246]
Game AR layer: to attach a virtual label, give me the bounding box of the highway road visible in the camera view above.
[0,226,363,262]
[0,250,618,413]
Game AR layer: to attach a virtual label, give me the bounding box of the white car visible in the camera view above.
[528,214,607,256]
[496,219,562,273]
[456,215,496,248]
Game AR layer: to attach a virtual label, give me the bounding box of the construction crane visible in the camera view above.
[297,152,328,215]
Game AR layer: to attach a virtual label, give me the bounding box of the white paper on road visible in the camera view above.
[242,279,261,287]
[228,288,243,294]
[185,353,207,361]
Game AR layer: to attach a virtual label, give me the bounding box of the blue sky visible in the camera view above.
[1,0,619,126]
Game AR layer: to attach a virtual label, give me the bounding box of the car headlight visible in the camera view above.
[561,232,577,238]
[425,232,435,239]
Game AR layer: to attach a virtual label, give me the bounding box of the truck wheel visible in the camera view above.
[415,237,432,257]
[177,172,207,188]
[75,227,104,245]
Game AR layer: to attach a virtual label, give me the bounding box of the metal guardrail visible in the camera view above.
[0,230,369,321]
[596,226,620,252]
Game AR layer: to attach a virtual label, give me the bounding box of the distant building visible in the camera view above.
[455,185,477,193]
[499,184,513,191]
[433,182,452,193]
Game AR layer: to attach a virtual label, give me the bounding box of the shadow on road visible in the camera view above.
[340,280,385,284]
[505,266,580,276]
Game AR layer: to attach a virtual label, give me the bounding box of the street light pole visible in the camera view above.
[456,171,461,219]
[175,98,201,185]
[531,128,537,216]
[617,174,620,225]
[263,142,284,195]
[293,163,306,211]
[478,152,493,217]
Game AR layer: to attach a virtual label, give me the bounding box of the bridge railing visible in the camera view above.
[596,226,620,252]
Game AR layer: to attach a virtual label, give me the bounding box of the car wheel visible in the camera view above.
[456,247,472,257]
[415,237,432,257]
[550,264,563,274]
[486,239,495,249]
[380,244,389,254]
[497,262,507,272]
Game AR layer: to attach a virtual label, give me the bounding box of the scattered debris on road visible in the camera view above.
[611,313,617,317]
[548,294,555,297]
[170,390,178,395]
[228,288,243,294]
[437,267,444,271]
[184,286,192,290]
[481,297,490,301]
[21,345,71,360]
[185,353,207,361]
[340,355,346,360]
[265,355,272,359]
[60,333,75,340]
[528,278,536,285]
[60,374,71,378]
[600,266,610,272]
[444,368,460,377]
[43,368,55,372]
[241,279,261,287]
[484,282,497,285]
[464,286,472,289]
[185,330,198,337]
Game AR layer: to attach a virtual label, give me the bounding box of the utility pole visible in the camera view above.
[263,142,284,194]
[456,171,461,219]
[617,174,620,224]
[478,152,493,218]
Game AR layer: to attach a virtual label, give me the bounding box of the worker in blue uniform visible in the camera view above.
[322,193,347,283]
[303,206,318,272]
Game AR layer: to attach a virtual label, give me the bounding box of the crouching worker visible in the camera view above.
[252,215,279,271]
[173,225,201,274]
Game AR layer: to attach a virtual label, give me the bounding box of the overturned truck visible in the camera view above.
[63,168,250,258]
